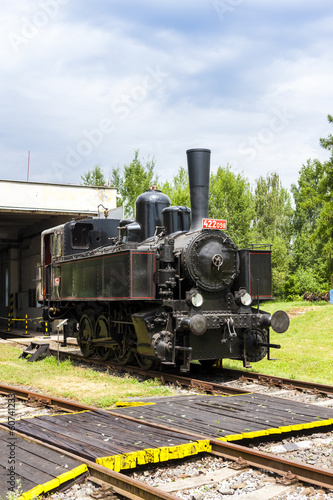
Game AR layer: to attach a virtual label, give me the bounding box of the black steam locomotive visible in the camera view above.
[38,149,289,372]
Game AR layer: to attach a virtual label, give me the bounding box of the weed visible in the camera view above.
[3,479,22,500]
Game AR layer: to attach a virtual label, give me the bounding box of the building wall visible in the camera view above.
[0,181,119,333]
[0,181,116,214]
[0,215,73,331]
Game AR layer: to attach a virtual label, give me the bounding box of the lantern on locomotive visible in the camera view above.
[38,148,289,371]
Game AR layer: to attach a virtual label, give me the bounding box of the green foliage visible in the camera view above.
[253,171,293,242]
[295,268,323,295]
[319,113,333,152]
[4,479,22,500]
[110,150,158,217]
[291,114,333,291]
[314,158,333,262]
[209,166,254,248]
[270,235,292,297]
[252,172,293,296]
[291,158,324,278]
[282,274,299,301]
[81,164,106,186]
[160,166,190,207]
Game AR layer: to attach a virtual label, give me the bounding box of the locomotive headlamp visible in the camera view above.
[240,292,252,306]
[191,292,204,308]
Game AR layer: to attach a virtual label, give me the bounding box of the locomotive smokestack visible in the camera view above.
[186,148,211,231]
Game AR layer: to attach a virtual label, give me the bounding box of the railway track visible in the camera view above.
[212,366,333,397]
[8,336,333,397]
[47,345,333,400]
[0,382,332,493]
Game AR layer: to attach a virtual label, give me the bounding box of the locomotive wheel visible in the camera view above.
[135,353,156,370]
[78,314,95,358]
[114,345,133,365]
[94,315,112,361]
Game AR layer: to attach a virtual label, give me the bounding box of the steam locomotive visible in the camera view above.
[38,148,289,372]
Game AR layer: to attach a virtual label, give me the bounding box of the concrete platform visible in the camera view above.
[0,328,78,345]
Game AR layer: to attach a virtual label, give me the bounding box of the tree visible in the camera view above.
[81,164,106,186]
[253,172,293,297]
[319,114,333,152]
[316,115,333,283]
[160,167,190,207]
[291,159,324,286]
[110,150,158,218]
[291,114,333,291]
[253,172,293,242]
[209,166,254,248]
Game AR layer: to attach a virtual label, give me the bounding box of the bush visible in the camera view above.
[282,274,299,300]
[295,268,322,295]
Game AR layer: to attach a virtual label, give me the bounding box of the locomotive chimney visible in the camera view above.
[186,148,211,231]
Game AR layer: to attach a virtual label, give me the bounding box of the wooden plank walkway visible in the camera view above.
[5,410,211,474]
[0,428,87,499]
[3,392,333,497]
[113,393,333,441]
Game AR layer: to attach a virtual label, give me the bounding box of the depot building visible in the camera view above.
[0,180,118,332]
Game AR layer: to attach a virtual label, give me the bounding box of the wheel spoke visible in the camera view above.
[94,315,112,361]
[78,314,95,358]
[114,345,133,365]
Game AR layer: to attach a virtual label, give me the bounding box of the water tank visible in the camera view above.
[162,206,191,235]
[135,188,171,241]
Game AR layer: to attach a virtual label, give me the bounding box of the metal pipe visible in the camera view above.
[186,148,211,231]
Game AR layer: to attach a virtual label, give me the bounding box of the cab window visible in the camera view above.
[71,223,93,250]
[56,233,63,258]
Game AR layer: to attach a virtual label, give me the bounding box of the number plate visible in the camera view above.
[202,218,227,230]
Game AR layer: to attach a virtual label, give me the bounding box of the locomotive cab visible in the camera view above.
[38,218,120,301]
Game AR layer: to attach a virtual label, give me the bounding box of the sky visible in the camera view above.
[1,0,333,191]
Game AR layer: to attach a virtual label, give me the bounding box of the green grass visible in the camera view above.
[0,345,174,407]
[222,301,333,385]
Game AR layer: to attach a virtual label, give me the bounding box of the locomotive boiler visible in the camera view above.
[38,148,289,372]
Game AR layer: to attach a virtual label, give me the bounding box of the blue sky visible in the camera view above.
[1,0,333,190]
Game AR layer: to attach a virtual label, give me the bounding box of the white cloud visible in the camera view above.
[0,1,333,191]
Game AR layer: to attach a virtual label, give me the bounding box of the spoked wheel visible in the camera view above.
[135,353,157,370]
[94,315,113,361]
[114,345,133,365]
[79,314,95,358]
